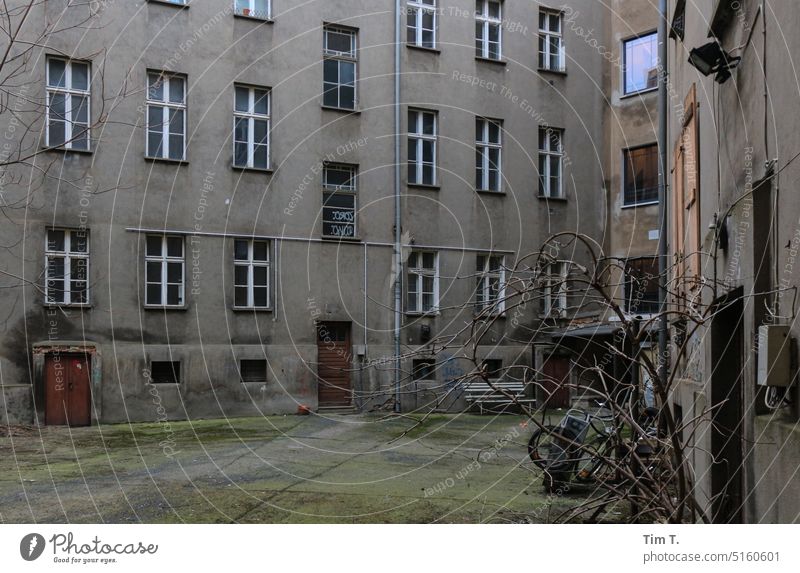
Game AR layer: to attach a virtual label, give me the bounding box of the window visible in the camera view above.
[240,360,268,383]
[476,254,505,312]
[45,229,89,305]
[475,118,502,192]
[46,57,90,150]
[538,9,564,71]
[233,85,270,170]
[475,0,502,60]
[150,361,180,384]
[623,32,658,94]
[482,359,503,380]
[234,0,270,19]
[234,239,270,309]
[538,127,563,198]
[323,26,357,110]
[623,144,659,205]
[543,262,567,317]
[146,71,186,160]
[407,251,438,314]
[407,0,436,48]
[624,257,660,315]
[413,359,436,381]
[408,109,437,186]
[322,164,357,239]
[145,235,185,307]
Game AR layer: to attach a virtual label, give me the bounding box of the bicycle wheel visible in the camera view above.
[574,434,612,483]
[527,425,579,472]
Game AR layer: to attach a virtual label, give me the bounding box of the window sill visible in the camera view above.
[233,13,274,23]
[232,307,274,313]
[475,56,507,66]
[144,305,189,311]
[405,311,440,317]
[147,0,189,8]
[476,188,505,195]
[321,105,361,115]
[145,156,189,165]
[232,164,274,174]
[407,182,440,191]
[43,303,93,310]
[621,86,658,100]
[41,145,93,155]
[538,194,568,202]
[538,67,567,76]
[621,200,659,209]
[407,44,441,54]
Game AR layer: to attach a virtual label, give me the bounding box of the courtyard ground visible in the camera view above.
[0,413,600,523]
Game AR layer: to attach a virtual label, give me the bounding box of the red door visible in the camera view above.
[45,353,91,426]
[317,323,352,407]
[541,355,571,409]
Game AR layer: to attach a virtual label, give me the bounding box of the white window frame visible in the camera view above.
[45,57,91,150]
[144,235,185,308]
[322,164,358,239]
[45,229,90,306]
[476,117,503,192]
[538,9,565,72]
[406,250,439,315]
[408,109,437,186]
[323,26,358,110]
[475,0,502,60]
[146,71,187,161]
[543,262,568,318]
[233,239,271,309]
[233,85,271,170]
[538,127,564,198]
[407,0,437,49]
[476,254,505,313]
[234,0,271,20]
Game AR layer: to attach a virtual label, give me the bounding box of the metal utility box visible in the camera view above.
[757,325,792,387]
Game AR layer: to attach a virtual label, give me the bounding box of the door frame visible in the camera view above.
[316,321,353,407]
[32,342,101,426]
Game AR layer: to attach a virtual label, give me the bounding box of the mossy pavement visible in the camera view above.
[0,413,593,523]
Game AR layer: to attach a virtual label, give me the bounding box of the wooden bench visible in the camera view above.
[464,379,536,414]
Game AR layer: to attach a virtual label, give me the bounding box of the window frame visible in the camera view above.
[408,109,438,186]
[323,26,358,111]
[475,0,503,61]
[149,361,181,385]
[239,359,268,383]
[543,261,568,318]
[233,238,271,310]
[146,71,187,161]
[622,142,660,207]
[44,228,90,306]
[406,250,439,315]
[623,256,660,316]
[45,56,91,151]
[144,235,186,308]
[538,127,564,198]
[233,0,271,20]
[476,254,505,314]
[475,117,503,192]
[622,31,659,96]
[538,8,565,72]
[407,0,437,49]
[233,84,271,171]
[322,163,358,240]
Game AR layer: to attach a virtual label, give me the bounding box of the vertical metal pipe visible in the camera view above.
[657,0,669,392]
[393,0,403,412]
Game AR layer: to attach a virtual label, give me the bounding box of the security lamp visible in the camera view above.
[688,41,741,84]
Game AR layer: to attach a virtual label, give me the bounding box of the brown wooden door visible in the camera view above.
[45,353,91,426]
[541,355,571,409]
[317,323,352,407]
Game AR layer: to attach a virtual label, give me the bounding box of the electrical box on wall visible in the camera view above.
[757,325,792,387]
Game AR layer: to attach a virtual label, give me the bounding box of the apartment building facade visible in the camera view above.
[667,0,800,523]
[0,0,620,425]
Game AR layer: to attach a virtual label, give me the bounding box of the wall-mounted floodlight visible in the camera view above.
[688,41,741,83]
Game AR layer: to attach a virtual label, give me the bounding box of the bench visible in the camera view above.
[464,379,536,414]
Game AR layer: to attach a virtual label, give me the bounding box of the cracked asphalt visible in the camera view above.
[0,413,583,523]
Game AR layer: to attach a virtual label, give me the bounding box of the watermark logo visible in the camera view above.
[20,533,46,561]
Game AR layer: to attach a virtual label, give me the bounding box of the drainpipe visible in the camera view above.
[393,0,402,412]
[657,0,669,392]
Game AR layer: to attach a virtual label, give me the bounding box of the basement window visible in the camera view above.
[240,360,268,384]
[150,361,180,384]
[413,359,436,381]
[482,359,503,380]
